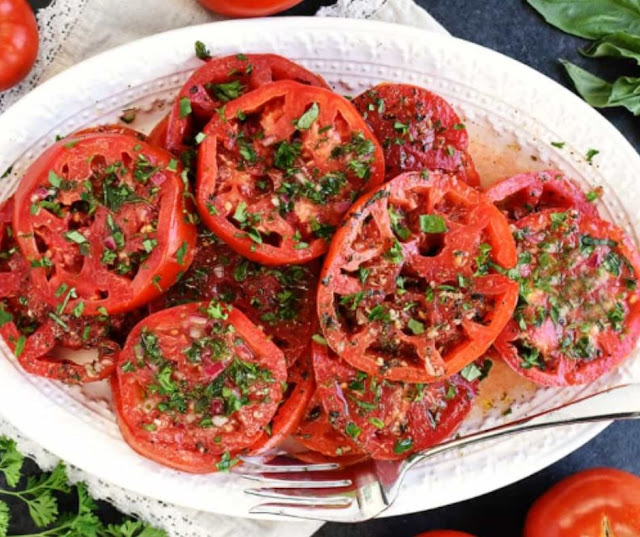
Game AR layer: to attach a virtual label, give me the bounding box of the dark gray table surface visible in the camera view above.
[14,1,640,536]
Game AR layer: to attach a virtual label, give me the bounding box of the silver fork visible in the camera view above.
[234,383,640,522]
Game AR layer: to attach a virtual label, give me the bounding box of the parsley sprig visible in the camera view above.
[0,437,165,537]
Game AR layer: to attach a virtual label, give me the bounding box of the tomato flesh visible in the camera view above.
[197,80,385,265]
[151,227,318,365]
[13,133,197,316]
[312,342,479,460]
[495,209,640,385]
[485,170,600,221]
[352,83,479,186]
[318,171,519,383]
[113,301,287,473]
[165,53,328,156]
[524,468,640,537]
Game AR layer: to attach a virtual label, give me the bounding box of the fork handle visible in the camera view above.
[408,383,640,469]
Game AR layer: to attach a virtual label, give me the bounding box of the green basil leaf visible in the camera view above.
[562,60,640,114]
[527,0,640,39]
[582,31,640,63]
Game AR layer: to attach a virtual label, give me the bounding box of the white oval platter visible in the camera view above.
[0,17,639,520]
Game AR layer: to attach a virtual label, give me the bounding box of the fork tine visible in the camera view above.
[245,488,353,506]
[239,474,352,488]
[249,502,360,523]
[237,456,340,473]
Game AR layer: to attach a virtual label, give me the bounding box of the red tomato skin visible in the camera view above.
[196,80,385,266]
[416,532,477,537]
[197,0,302,17]
[524,468,640,537]
[0,0,38,91]
[12,133,197,316]
[485,169,599,221]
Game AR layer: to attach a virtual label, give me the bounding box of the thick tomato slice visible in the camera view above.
[524,468,640,537]
[317,171,519,383]
[0,199,124,383]
[250,353,314,455]
[485,170,599,221]
[151,227,318,365]
[312,342,478,460]
[113,301,287,473]
[165,53,329,155]
[13,133,197,316]
[352,83,479,187]
[294,388,365,460]
[196,80,385,265]
[494,209,640,386]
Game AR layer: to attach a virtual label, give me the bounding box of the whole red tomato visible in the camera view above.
[0,0,38,91]
[197,0,303,17]
[524,468,640,537]
[416,530,475,537]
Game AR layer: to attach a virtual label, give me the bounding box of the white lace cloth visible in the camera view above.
[0,1,446,535]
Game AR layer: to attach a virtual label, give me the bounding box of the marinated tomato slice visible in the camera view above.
[485,170,600,221]
[0,198,123,383]
[494,209,640,386]
[196,80,385,265]
[113,301,287,472]
[13,133,197,316]
[312,342,479,460]
[165,53,329,155]
[317,171,519,383]
[151,227,318,365]
[352,83,479,186]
